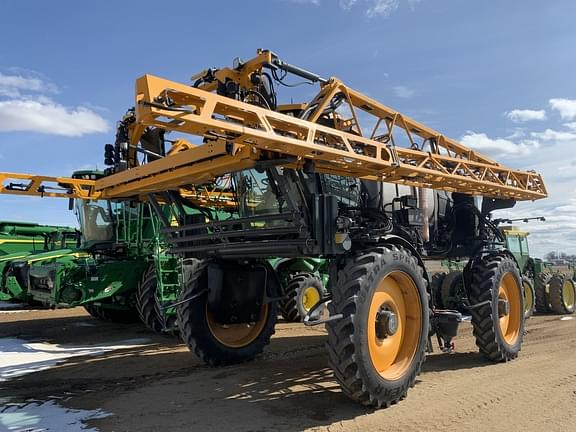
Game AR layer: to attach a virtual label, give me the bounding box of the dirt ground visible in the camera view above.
[1,308,575,432]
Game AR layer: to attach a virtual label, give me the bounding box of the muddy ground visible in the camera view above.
[1,308,575,432]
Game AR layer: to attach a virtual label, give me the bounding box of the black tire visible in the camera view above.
[430,272,446,308]
[534,272,551,313]
[468,253,524,362]
[549,274,576,315]
[440,271,465,311]
[522,277,535,319]
[136,264,178,335]
[326,245,429,408]
[280,274,326,322]
[84,303,140,323]
[176,259,277,366]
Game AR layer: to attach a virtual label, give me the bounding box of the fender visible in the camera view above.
[380,234,430,284]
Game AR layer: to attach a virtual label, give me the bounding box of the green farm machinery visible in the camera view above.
[436,223,575,318]
[0,220,76,257]
[0,169,329,330]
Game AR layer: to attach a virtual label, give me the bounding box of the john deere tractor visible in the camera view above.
[501,225,575,316]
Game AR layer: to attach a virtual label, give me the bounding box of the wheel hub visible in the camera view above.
[375,306,398,339]
[498,298,510,317]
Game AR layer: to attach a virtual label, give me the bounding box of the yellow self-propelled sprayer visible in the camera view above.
[0,49,547,408]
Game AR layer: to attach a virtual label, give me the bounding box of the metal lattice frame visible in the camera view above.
[94,74,546,201]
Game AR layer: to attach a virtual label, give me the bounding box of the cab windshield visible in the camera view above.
[75,200,114,243]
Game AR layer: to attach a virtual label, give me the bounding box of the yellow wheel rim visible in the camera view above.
[523,281,533,315]
[367,271,422,381]
[206,304,269,348]
[302,286,321,312]
[498,272,522,345]
[563,279,575,309]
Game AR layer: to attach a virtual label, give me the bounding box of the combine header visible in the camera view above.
[0,49,547,408]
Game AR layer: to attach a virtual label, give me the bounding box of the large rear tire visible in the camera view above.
[468,253,524,362]
[440,270,465,311]
[177,259,277,366]
[136,264,178,335]
[84,303,140,323]
[549,274,576,315]
[326,246,429,408]
[430,272,446,308]
[534,272,552,313]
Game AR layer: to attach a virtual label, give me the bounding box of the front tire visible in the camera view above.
[327,246,429,408]
[549,274,576,315]
[177,259,277,366]
[468,253,524,362]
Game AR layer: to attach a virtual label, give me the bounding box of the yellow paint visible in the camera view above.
[498,272,522,345]
[367,271,422,380]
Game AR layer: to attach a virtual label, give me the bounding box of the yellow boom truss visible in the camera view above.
[95,73,546,201]
[0,50,547,204]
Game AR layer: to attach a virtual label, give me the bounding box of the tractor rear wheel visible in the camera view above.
[136,264,178,335]
[177,259,276,366]
[534,272,551,313]
[326,246,429,407]
[430,272,446,308]
[549,274,576,315]
[469,253,524,362]
[440,271,465,311]
[84,303,140,323]
[522,277,535,319]
[280,274,326,322]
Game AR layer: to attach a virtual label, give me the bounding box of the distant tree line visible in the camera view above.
[545,252,576,264]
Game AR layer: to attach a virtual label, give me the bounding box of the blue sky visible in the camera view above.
[0,0,575,257]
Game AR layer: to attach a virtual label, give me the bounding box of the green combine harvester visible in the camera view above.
[0,171,175,327]
[0,221,77,302]
[0,220,76,256]
[0,170,329,329]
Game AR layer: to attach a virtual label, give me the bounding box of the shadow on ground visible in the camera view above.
[1,312,504,431]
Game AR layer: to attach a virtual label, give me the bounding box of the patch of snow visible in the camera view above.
[0,399,109,431]
[0,337,151,381]
[0,309,32,314]
[0,301,29,310]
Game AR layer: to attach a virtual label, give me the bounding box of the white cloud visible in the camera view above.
[393,85,415,98]
[530,128,576,142]
[367,0,400,17]
[0,99,109,137]
[0,71,108,136]
[549,98,576,120]
[285,0,319,4]
[505,109,546,123]
[460,132,538,158]
[336,0,420,18]
[564,122,576,130]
